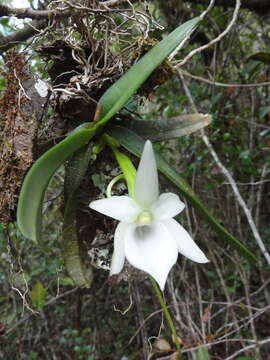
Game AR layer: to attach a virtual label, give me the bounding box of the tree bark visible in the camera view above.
[0,53,48,222]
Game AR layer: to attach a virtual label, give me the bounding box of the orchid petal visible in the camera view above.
[124,222,178,290]
[134,140,159,208]
[89,196,140,223]
[164,219,209,263]
[110,222,129,275]
[151,193,185,220]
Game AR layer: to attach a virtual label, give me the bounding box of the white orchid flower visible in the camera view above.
[90,140,209,290]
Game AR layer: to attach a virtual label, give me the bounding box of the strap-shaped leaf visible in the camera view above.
[107,125,257,263]
[62,145,93,288]
[17,17,200,241]
[17,122,98,241]
[96,17,200,125]
[121,113,212,142]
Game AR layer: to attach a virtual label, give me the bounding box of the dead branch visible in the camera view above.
[0,19,47,53]
[0,4,70,19]
[0,1,129,21]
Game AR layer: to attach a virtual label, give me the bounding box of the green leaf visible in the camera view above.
[31,281,46,310]
[248,52,270,64]
[96,17,200,125]
[121,113,212,142]
[211,92,223,107]
[112,148,137,197]
[62,145,93,288]
[58,276,75,286]
[17,17,200,241]
[17,122,99,241]
[103,134,137,197]
[107,125,257,263]
[91,173,107,194]
[0,18,10,27]
[259,105,270,120]
[196,347,210,360]
[241,60,262,80]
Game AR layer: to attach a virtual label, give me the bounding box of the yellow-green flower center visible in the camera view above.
[137,210,153,225]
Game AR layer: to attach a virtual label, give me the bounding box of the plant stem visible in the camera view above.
[106,174,125,197]
[150,277,182,359]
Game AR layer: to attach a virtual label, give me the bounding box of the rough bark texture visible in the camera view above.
[0,52,48,223]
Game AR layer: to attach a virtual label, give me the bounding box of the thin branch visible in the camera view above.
[0,2,130,53]
[178,69,270,265]
[169,0,216,60]
[0,19,47,53]
[225,337,270,360]
[128,295,270,347]
[0,1,128,20]
[0,4,70,19]
[222,179,270,186]
[176,0,242,67]
[201,133,270,265]
[181,69,270,88]
[98,0,129,5]
[199,0,216,19]
[184,0,270,13]
[255,164,267,227]
[5,287,79,335]
[181,337,270,356]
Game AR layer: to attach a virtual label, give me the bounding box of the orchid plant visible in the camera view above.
[16,14,255,290]
[90,140,209,290]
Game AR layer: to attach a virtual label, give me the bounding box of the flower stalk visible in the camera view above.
[150,277,182,359]
[106,174,125,198]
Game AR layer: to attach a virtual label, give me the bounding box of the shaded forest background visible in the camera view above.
[0,0,270,359]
